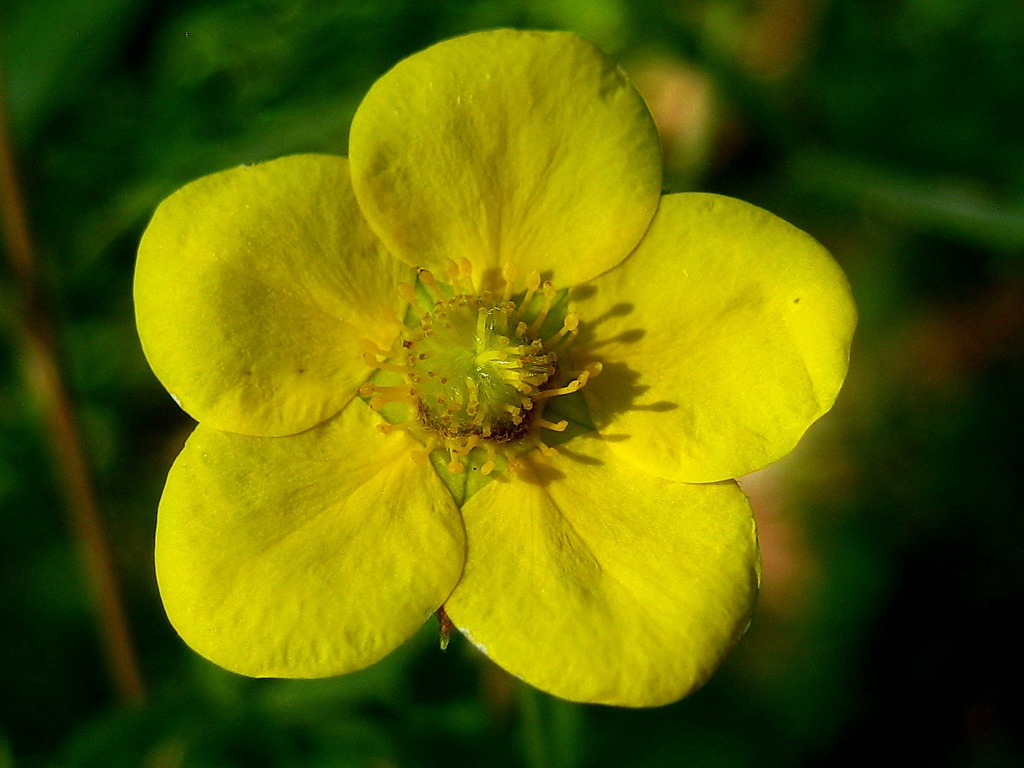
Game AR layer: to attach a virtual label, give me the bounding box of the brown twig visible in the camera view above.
[0,66,145,706]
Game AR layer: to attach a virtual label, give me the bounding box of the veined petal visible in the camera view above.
[444,434,759,707]
[576,193,856,483]
[135,154,409,437]
[156,399,465,678]
[349,29,662,288]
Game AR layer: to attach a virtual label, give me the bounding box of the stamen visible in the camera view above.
[547,311,579,347]
[359,383,412,397]
[458,435,480,455]
[377,419,416,434]
[527,281,557,335]
[480,443,497,475]
[450,385,465,410]
[359,383,417,410]
[445,259,467,294]
[361,261,601,483]
[506,452,525,472]
[373,393,416,410]
[503,404,523,424]
[534,379,583,400]
[446,447,466,474]
[501,263,519,302]
[458,258,475,293]
[534,362,603,401]
[514,271,541,322]
[359,339,386,358]
[360,339,407,373]
[418,269,445,302]
[398,282,418,306]
[537,418,568,432]
[475,306,488,346]
[509,379,537,395]
[466,377,480,416]
[380,304,403,328]
[411,437,440,465]
[539,442,560,458]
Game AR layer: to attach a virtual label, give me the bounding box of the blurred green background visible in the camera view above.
[2,0,1022,766]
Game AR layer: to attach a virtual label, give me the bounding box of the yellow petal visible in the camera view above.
[576,193,856,483]
[444,434,759,707]
[135,154,409,436]
[156,399,465,677]
[349,29,662,288]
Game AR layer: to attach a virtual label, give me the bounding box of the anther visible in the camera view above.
[452,435,479,456]
[418,269,445,302]
[514,271,541,322]
[537,418,568,432]
[458,258,475,293]
[380,305,403,328]
[360,340,407,373]
[412,437,440,465]
[360,339,385,358]
[446,448,466,474]
[527,281,557,335]
[445,259,467,294]
[359,384,411,396]
[534,381,578,400]
[480,443,497,475]
[501,263,519,302]
[509,379,536,395]
[360,384,416,410]
[548,311,579,347]
[533,362,601,400]
[398,282,417,306]
[503,404,523,424]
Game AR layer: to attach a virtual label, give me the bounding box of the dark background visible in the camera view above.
[2,0,1022,766]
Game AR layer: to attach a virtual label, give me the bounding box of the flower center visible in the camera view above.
[360,261,600,477]
[406,294,554,443]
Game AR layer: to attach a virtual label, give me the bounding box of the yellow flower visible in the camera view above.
[135,29,855,707]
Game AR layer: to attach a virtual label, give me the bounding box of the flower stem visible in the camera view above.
[518,681,583,768]
[0,66,145,706]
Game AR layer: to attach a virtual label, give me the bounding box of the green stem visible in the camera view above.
[518,681,583,768]
[0,63,145,706]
